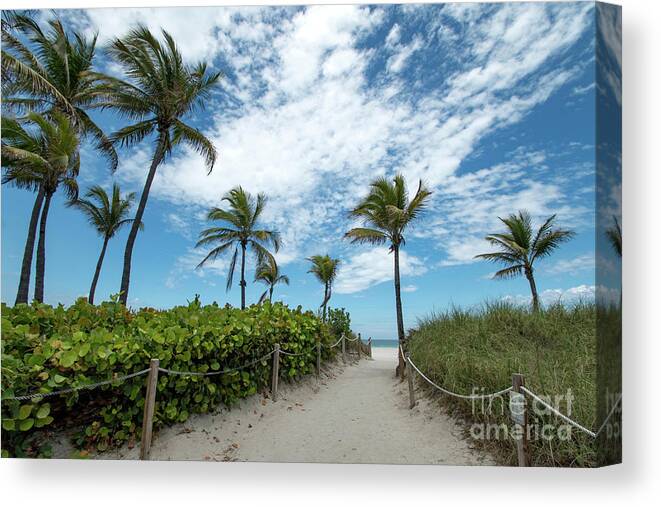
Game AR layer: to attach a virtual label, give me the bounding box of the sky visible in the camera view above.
[1,2,621,340]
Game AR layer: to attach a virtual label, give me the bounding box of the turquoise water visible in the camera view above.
[370,339,398,348]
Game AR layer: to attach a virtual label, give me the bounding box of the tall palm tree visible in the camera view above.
[68,184,139,304]
[1,14,116,304]
[254,257,289,304]
[307,255,340,320]
[196,187,280,309]
[1,112,80,303]
[475,210,575,311]
[606,216,622,257]
[99,26,221,305]
[345,174,432,377]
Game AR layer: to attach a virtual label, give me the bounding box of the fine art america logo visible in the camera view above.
[469,388,578,442]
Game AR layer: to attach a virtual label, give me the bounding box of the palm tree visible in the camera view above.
[99,26,221,305]
[345,174,432,377]
[606,216,622,257]
[1,15,117,304]
[68,184,139,304]
[196,187,280,309]
[475,210,575,311]
[1,112,80,303]
[254,257,289,304]
[307,255,340,320]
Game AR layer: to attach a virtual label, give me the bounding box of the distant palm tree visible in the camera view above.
[68,184,139,304]
[254,257,289,304]
[1,112,80,303]
[1,15,116,304]
[196,187,280,309]
[606,216,622,257]
[475,210,575,311]
[100,25,221,305]
[307,255,340,320]
[345,174,432,377]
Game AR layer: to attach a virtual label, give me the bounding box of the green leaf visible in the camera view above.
[79,343,91,357]
[60,350,77,368]
[2,419,15,431]
[18,405,33,420]
[19,418,34,431]
[54,374,66,384]
[36,403,51,419]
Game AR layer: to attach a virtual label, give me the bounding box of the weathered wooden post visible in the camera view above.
[316,341,321,379]
[357,333,361,360]
[271,343,280,402]
[511,373,530,467]
[140,358,159,460]
[406,354,415,409]
[368,337,372,358]
[341,334,346,363]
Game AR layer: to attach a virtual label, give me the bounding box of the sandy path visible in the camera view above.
[100,348,492,465]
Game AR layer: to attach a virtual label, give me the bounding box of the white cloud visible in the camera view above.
[502,284,597,306]
[335,247,427,294]
[402,285,418,293]
[545,254,595,276]
[97,3,594,273]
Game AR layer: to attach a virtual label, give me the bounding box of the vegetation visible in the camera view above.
[1,112,81,303]
[408,301,597,467]
[327,307,352,342]
[306,255,341,321]
[606,216,622,257]
[345,174,432,376]
[254,257,289,304]
[475,211,575,311]
[1,14,116,305]
[100,25,221,305]
[68,184,139,304]
[1,297,335,458]
[197,186,281,309]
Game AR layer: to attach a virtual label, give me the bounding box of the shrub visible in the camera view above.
[327,307,351,340]
[1,298,335,457]
[407,301,598,467]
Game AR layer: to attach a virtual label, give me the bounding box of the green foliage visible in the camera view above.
[327,308,351,341]
[1,298,333,457]
[408,301,597,467]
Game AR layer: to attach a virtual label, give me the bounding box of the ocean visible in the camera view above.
[370,339,398,348]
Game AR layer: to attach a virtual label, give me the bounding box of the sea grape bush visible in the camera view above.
[327,307,351,341]
[1,298,335,457]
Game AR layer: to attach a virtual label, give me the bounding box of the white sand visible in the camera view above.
[88,350,492,465]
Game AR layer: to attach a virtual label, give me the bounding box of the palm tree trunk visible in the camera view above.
[15,186,45,305]
[393,243,406,379]
[119,134,166,305]
[269,286,273,302]
[240,241,247,309]
[34,191,53,303]
[89,236,109,305]
[526,269,540,311]
[323,282,329,321]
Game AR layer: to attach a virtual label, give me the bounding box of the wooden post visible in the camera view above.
[271,343,280,402]
[356,334,361,360]
[368,337,372,358]
[406,354,415,409]
[511,373,530,467]
[341,334,346,363]
[139,358,159,460]
[316,341,321,379]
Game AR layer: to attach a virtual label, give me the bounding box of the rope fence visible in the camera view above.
[2,334,367,460]
[402,345,622,466]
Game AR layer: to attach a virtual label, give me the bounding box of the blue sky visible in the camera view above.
[1,2,621,340]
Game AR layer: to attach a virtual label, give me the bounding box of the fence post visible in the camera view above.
[406,354,416,409]
[368,337,372,358]
[271,343,280,402]
[139,358,159,460]
[316,341,321,379]
[511,373,530,467]
[356,333,361,360]
[341,334,346,363]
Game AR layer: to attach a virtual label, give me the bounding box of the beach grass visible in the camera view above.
[408,301,600,467]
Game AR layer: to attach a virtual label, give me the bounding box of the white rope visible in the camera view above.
[3,368,151,401]
[323,336,344,349]
[520,386,621,438]
[407,356,513,400]
[159,351,275,377]
[344,334,359,342]
[279,348,313,357]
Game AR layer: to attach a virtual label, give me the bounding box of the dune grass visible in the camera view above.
[408,301,599,467]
